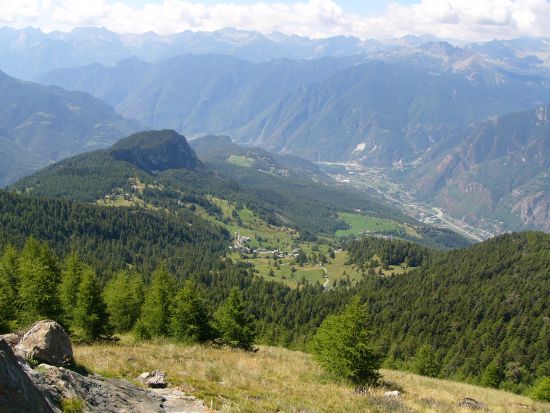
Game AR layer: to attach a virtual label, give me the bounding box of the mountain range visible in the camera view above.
[401,105,550,232]
[13,129,469,249]
[0,70,140,186]
[38,53,550,166]
[1,26,549,235]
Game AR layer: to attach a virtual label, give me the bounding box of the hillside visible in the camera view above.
[0,190,227,277]
[352,232,550,393]
[0,70,141,186]
[190,134,328,182]
[2,177,549,399]
[13,130,467,249]
[234,61,550,165]
[38,54,359,133]
[75,340,550,413]
[402,105,550,232]
[37,54,550,170]
[0,135,47,187]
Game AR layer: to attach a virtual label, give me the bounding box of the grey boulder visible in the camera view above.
[0,339,54,413]
[15,320,74,366]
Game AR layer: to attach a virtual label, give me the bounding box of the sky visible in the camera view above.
[1,0,550,41]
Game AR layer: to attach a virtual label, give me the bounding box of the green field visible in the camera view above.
[336,212,404,237]
[227,154,255,167]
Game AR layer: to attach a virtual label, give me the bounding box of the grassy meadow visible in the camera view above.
[74,340,550,413]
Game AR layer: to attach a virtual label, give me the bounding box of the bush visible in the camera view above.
[530,377,550,401]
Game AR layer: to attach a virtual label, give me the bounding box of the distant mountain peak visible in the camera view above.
[109,129,202,174]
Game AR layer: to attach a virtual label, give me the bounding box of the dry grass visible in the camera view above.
[73,339,550,413]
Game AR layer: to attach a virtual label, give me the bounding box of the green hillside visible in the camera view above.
[14,130,467,249]
[351,232,550,393]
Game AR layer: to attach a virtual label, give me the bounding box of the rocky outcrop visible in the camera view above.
[0,332,23,349]
[109,130,202,174]
[28,364,164,413]
[138,370,168,388]
[15,320,74,366]
[0,339,54,413]
[457,397,486,410]
[1,321,213,412]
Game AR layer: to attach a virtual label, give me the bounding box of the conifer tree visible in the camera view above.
[170,280,212,343]
[214,288,255,350]
[72,268,111,343]
[103,271,144,333]
[59,251,85,326]
[310,297,381,387]
[0,246,19,333]
[1,245,20,291]
[134,265,176,339]
[412,344,440,378]
[480,361,503,388]
[17,238,61,325]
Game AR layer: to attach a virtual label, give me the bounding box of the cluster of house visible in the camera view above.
[229,231,301,258]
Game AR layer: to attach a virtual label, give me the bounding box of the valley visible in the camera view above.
[1,10,550,412]
[322,161,496,242]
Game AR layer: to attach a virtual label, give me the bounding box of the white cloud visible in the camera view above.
[0,0,549,41]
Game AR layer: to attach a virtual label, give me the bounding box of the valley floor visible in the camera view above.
[74,339,549,413]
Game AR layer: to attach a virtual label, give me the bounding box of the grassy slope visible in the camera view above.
[74,340,549,413]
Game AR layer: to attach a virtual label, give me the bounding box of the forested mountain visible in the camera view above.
[1,186,547,394]
[0,190,227,277]
[190,134,327,182]
[13,130,468,248]
[352,232,550,394]
[0,70,141,186]
[401,105,550,232]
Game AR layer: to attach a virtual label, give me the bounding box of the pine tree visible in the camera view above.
[134,265,176,339]
[103,271,144,333]
[0,245,20,290]
[480,361,503,388]
[72,268,111,343]
[17,238,61,325]
[59,251,86,326]
[412,344,440,378]
[170,280,212,343]
[0,246,19,333]
[214,288,255,350]
[309,297,381,387]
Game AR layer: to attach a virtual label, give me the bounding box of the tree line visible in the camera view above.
[0,239,255,350]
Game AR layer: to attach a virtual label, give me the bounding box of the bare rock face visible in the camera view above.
[0,339,54,413]
[28,364,164,413]
[0,332,23,349]
[15,320,74,366]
